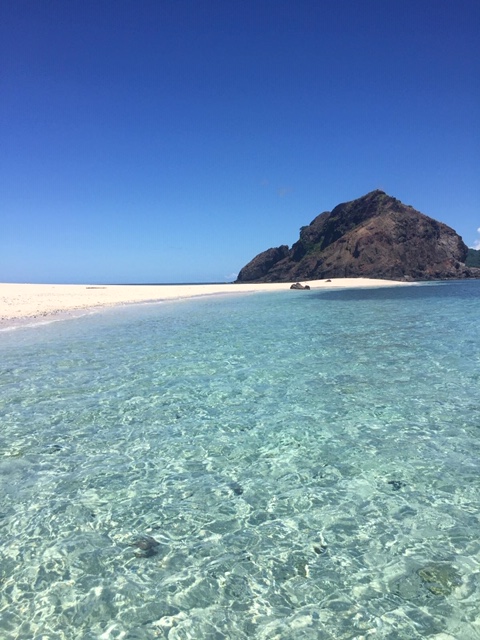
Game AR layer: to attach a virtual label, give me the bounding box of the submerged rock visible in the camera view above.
[387,480,407,491]
[47,444,62,454]
[228,481,244,496]
[391,562,461,602]
[313,544,327,555]
[417,563,462,596]
[130,535,161,558]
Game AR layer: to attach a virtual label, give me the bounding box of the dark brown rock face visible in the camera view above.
[235,245,289,282]
[236,191,479,282]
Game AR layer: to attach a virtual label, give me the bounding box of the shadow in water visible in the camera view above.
[308,280,480,302]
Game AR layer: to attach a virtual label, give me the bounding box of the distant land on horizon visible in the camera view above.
[235,191,480,283]
[466,248,480,268]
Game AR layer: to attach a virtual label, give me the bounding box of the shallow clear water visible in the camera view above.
[1,282,480,639]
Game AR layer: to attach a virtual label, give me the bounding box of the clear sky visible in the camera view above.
[1,0,479,283]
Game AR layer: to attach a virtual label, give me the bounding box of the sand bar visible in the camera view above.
[0,279,412,329]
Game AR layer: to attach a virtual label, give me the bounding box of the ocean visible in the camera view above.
[1,281,479,639]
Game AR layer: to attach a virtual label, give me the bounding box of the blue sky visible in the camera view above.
[1,0,479,283]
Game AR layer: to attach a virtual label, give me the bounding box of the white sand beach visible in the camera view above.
[0,279,412,328]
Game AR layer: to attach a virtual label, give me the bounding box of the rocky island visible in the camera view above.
[236,190,480,282]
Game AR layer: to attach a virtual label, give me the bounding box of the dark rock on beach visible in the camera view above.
[290,282,311,290]
[236,190,480,282]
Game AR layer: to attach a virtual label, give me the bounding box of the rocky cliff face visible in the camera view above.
[236,191,479,282]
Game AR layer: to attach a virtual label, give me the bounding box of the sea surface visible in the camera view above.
[1,281,480,639]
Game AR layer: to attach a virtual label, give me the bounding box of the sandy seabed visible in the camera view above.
[0,279,412,329]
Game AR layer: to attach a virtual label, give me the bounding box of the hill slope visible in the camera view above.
[466,248,480,268]
[236,191,479,282]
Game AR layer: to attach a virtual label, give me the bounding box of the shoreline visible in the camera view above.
[0,279,413,330]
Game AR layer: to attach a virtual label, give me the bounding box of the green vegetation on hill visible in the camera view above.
[466,248,480,267]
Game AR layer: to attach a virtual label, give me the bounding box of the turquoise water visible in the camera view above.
[1,282,480,639]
